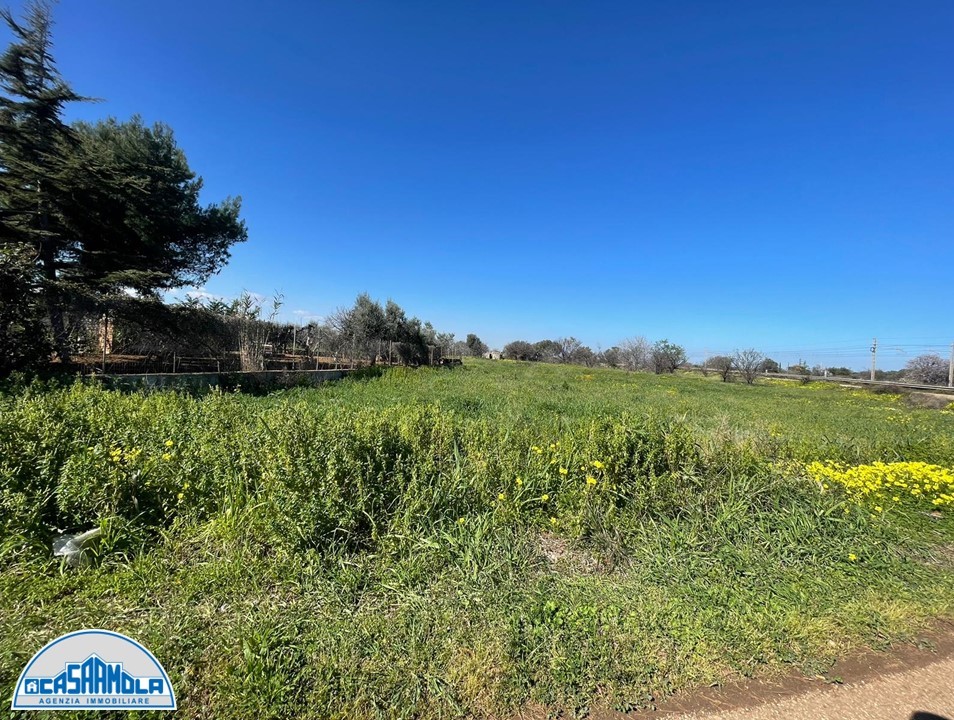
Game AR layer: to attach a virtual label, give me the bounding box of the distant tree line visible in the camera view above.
[494,340,954,389]
[701,353,952,387]
[497,338,777,384]
[499,336,691,374]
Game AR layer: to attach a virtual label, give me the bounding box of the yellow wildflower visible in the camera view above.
[586,476,597,486]
[558,467,568,476]
[806,460,954,510]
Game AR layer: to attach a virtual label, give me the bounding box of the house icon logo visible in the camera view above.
[11,629,175,710]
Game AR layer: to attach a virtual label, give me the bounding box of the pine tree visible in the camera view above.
[0,0,87,360]
[64,116,247,296]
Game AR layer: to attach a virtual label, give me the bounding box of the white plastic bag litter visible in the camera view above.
[52,527,102,567]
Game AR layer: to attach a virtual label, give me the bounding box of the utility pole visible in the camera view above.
[949,341,953,388]
[870,338,877,381]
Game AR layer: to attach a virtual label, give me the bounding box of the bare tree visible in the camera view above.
[904,354,948,386]
[734,348,765,385]
[556,337,583,363]
[449,339,470,357]
[618,336,651,371]
[707,355,734,382]
[235,292,282,372]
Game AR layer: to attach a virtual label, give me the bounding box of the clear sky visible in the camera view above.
[9,1,954,369]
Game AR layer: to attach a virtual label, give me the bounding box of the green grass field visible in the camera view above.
[2,360,954,718]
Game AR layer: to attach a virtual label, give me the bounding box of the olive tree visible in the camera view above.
[651,339,686,374]
[465,333,488,356]
[532,339,561,363]
[503,340,535,361]
[707,355,734,382]
[599,346,621,367]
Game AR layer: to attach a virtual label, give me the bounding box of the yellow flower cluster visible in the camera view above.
[511,443,611,526]
[807,460,954,509]
[108,447,142,464]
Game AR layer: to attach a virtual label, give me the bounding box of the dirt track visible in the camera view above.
[620,624,954,720]
[670,657,954,719]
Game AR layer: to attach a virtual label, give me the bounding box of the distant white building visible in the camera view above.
[484,350,502,360]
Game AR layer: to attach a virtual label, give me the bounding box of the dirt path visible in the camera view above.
[668,657,953,719]
[623,623,954,720]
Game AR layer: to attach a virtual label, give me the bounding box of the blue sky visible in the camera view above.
[10,1,954,369]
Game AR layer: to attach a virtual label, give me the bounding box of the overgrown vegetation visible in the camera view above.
[1,360,953,718]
